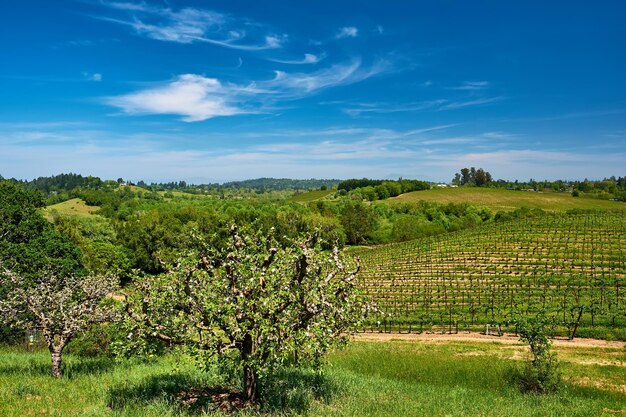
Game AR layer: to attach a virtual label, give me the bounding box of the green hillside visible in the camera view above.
[288,189,334,202]
[353,212,626,339]
[389,187,625,212]
[43,198,98,220]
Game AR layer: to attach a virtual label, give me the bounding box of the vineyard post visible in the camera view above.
[569,305,584,340]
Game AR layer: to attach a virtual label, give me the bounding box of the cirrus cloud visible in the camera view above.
[104,59,389,121]
[96,1,286,50]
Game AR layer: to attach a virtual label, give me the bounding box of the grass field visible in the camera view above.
[389,187,625,212]
[1,339,624,416]
[289,189,334,202]
[43,198,99,220]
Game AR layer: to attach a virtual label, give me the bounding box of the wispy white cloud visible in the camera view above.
[482,131,517,140]
[339,95,503,116]
[0,121,89,130]
[449,81,490,91]
[82,72,102,82]
[269,53,325,65]
[2,126,622,182]
[520,108,626,122]
[421,137,482,146]
[239,125,455,142]
[96,1,286,50]
[105,59,388,121]
[267,58,387,96]
[342,100,446,116]
[438,96,505,110]
[336,26,358,39]
[65,39,97,47]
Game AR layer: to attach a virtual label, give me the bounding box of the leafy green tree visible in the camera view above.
[340,201,376,244]
[460,168,471,185]
[0,181,83,279]
[474,168,489,186]
[455,167,492,187]
[123,225,373,403]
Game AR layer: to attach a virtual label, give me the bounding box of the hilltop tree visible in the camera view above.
[460,168,471,185]
[454,167,493,187]
[123,225,373,404]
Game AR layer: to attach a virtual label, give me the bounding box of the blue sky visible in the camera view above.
[1,1,625,183]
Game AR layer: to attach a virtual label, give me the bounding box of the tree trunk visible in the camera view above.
[241,333,257,403]
[50,346,63,378]
[243,364,257,403]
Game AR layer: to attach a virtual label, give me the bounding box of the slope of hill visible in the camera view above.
[389,187,624,212]
[288,189,334,202]
[43,198,99,220]
[353,212,626,339]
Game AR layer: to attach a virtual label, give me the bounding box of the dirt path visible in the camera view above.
[353,332,626,349]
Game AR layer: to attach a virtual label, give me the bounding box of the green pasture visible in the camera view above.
[43,198,99,220]
[389,187,625,212]
[1,340,624,416]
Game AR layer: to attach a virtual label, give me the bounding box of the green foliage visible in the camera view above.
[65,322,122,357]
[123,225,374,402]
[513,314,562,393]
[454,167,493,186]
[340,201,377,244]
[494,206,545,222]
[0,181,84,282]
[338,178,430,201]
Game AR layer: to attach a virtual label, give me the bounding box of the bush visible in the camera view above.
[512,314,562,394]
[65,323,119,357]
[517,352,561,394]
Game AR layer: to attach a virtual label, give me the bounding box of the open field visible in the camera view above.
[42,198,99,220]
[353,212,626,339]
[156,190,208,199]
[121,185,147,193]
[288,189,334,202]
[389,187,625,212]
[1,340,624,416]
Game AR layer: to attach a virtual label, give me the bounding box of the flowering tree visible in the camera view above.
[124,225,374,403]
[0,269,118,377]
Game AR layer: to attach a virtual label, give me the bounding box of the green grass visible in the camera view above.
[322,341,626,417]
[43,198,99,220]
[389,187,625,212]
[1,340,624,416]
[289,189,334,202]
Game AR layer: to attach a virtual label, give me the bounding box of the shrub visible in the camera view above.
[512,314,562,394]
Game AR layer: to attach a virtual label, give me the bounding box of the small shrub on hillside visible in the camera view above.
[512,314,562,394]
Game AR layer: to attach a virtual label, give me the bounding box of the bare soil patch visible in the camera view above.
[353,331,626,349]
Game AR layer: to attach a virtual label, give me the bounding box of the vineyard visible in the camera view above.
[354,212,626,339]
